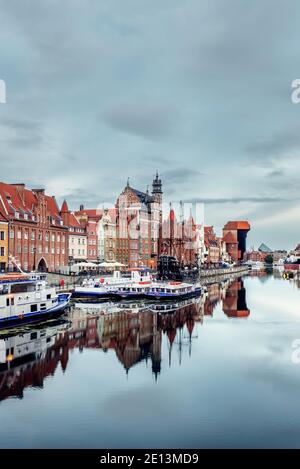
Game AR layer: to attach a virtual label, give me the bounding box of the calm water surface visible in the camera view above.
[0,270,300,448]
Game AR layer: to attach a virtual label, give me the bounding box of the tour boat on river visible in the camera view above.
[0,272,71,328]
[73,268,202,301]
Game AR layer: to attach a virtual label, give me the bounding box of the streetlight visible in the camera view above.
[32,247,37,271]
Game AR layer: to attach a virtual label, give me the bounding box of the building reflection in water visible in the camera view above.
[0,277,250,402]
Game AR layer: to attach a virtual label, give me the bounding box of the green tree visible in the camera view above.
[265,254,273,264]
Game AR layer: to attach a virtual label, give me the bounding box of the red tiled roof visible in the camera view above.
[0,182,62,223]
[65,212,81,228]
[0,210,8,222]
[61,199,69,213]
[75,208,118,224]
[223,221,250,231]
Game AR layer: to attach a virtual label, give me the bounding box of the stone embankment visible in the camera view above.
[200,265,250,285]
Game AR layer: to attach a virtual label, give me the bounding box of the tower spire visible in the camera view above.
[152,171,162,195]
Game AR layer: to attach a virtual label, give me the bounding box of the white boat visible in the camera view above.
[73,268,153,299]
[73,269,202,301]
[0,272,71,328]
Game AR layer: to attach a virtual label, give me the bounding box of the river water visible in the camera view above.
[0,269,300,448]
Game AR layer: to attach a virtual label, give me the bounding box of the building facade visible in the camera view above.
[115,174,163,268]
[0,204,9,271]
[222,221,250,262]
[60,200,87,263]
[74,208,100,263]
[0,183,68,272]
[204,226,220,265]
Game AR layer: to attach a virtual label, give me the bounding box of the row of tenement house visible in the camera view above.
[0,174,250,272]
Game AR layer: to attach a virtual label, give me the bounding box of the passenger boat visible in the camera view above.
[73,269,201,301]
[73,268,153,299]
[0,272,71,328]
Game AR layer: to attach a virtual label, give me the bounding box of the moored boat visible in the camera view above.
[73,269,202,301]
[0,272,71,328]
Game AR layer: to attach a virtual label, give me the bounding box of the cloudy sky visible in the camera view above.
[0,0,299,249]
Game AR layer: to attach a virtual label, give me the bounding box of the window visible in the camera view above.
[0,247,4,256]
[40,303,46,310]
[0,231,4,241]
[31,304,38,312]
[30,332,37,340]
[31,231,35,240]
[10,229,14,239]
[17,230,21,239]
[47,294,51,299]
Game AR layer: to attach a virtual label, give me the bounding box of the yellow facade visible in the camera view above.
[0,220,8,271]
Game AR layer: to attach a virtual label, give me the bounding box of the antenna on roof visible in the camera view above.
[127,177,130,187]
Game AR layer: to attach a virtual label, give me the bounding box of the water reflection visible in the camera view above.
[0,276,250,402]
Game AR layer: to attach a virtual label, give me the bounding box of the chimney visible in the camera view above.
[79,204,84,211]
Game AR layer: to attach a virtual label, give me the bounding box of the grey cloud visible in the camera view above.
[0,0,300,247]
[102,103,176,140]
[181,197,290,205]
[162,168,203,184]
[0,117,43,148]
[246,127,300,166]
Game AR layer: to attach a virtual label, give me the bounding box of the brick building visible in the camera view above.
[0,183,68,272]
[115,174,162,268]
[75,207,117,263]
[74,208,101,263]
[60,200,87,263]
[222,221,250,262]
[204,226,220,265]
[0,202,9,271]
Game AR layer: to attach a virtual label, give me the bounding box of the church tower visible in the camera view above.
[152,171,163,202]
[151,171,163,260]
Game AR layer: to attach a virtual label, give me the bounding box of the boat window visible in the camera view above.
[6,298,9,307]
[40,303,47,310]
[47,294,51,299]
[31,304,38,312]
[11,283,35,294]
[30,332,37,340]
[0,285,9,295]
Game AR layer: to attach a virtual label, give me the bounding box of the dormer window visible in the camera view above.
[24,213,28,220]
[15,211,19,219]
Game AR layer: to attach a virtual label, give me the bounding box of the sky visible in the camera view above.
[0,0,299,250]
